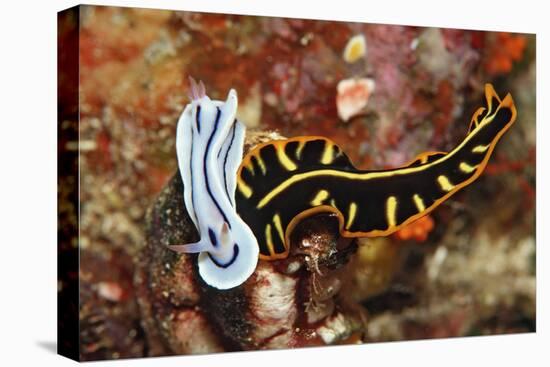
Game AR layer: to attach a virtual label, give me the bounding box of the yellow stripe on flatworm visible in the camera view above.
[469,107,486,132]
[245,162,255,176]
[276,146,298,171]
[273,213,285,244]
[265,224,275,255]
[296,140,307,160]
[459,162,477,174]
[238,179,253,198]
[413,194,426,212]
[346,202,358,230]
[321,142,334,165]
[311,189,329,206]
[255,154,267,175]
[437,175,455,192]
[386,196,397,228]
[472,144,490,153]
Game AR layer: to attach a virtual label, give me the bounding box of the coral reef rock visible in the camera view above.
[135,131,366,355]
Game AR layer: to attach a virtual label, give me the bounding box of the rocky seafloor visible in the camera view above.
[58,5,535,360]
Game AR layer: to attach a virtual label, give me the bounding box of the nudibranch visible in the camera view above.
[235,84,516,260]
[169,78,259,290]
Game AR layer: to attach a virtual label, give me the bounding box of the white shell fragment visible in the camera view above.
[336,77,376,122]
[342,34,367,64]
[170,78,259,290]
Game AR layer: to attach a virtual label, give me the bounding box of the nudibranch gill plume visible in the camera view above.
[170,81,517,290]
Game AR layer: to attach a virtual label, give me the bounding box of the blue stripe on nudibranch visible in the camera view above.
[203,107,231,228]
[196,105,201,133]
[208,228,218,247]
[222,120,238,201]
[208,244,240,269]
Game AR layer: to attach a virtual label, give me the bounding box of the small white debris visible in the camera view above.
[300,32,314,46]
[285,261,302,274]
[428,246,448,281]
[97,281,123,302]
[316,313,350,344]
[336,78,376,122]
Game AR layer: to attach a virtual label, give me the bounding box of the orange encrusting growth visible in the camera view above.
[393,215,434,242]
[484,32,527,75]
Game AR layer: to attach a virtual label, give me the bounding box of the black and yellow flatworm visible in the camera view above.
[235,84,517,260]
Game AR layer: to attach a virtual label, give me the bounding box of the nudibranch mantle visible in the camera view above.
[170,79,259,290]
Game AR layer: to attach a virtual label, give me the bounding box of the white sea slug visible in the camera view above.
[169,78,259,290]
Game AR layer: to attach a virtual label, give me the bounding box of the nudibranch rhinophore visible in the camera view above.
[169,78,259,290]
[170,81,516,290]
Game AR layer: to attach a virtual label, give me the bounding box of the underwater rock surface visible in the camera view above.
[136,131,365,354]
[74,6,536,360]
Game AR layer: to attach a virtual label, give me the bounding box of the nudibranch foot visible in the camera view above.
[168,241,208,254]
[172,78,259,290]
[196,240,258,289]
